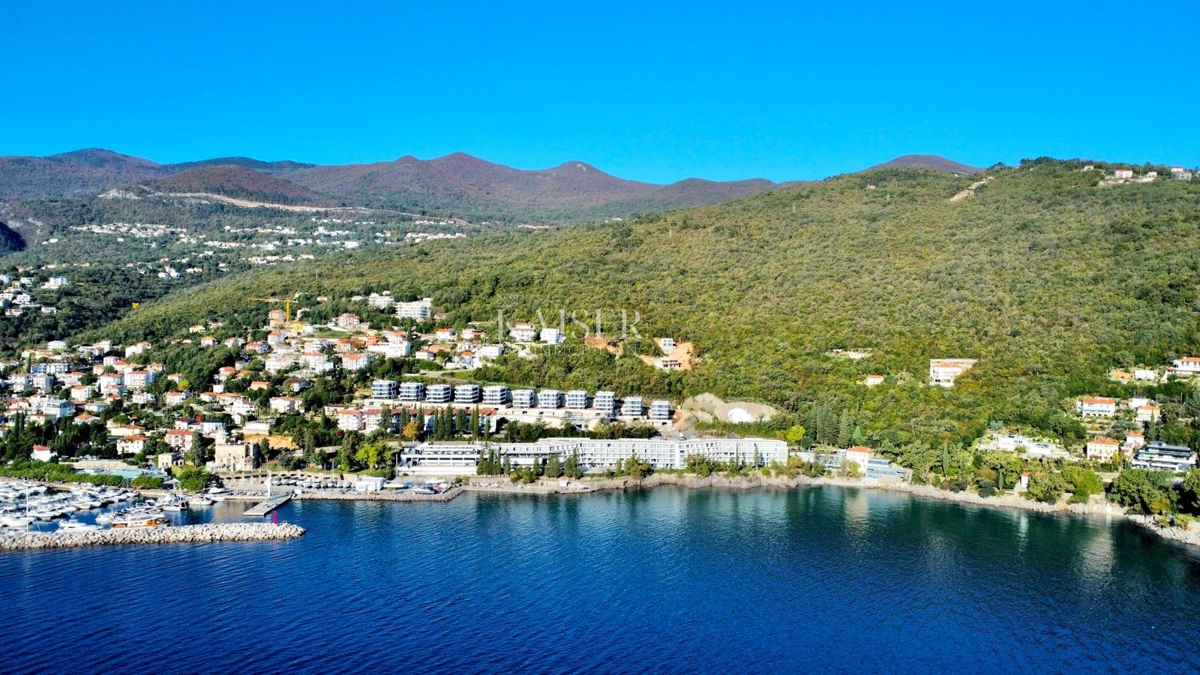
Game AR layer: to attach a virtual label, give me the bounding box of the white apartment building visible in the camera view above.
[595,391,616,415]
[512,389,537,408]
[426,384,453,404]
[1131,441,1197,473]
[402,437,788,473]
[372,379,398,399]
[621,396,644,417]
[538,389,563,409]
[399,382,426,402]
[649,400,671,422]
[566,390,589,410]
[929,359,976,388]
[455,384,481,403]
[541,328,564,344]
[396,298,433,321]
[482,385,510,407]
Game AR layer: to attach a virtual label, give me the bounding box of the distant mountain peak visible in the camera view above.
[869,155,983,174]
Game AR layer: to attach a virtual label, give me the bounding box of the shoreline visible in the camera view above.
[0,523,306,551]
[462,472,1200,549]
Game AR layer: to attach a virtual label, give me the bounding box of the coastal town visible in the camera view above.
[1,289,1199,550]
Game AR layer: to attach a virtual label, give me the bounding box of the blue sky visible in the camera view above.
[2,1,1197,183]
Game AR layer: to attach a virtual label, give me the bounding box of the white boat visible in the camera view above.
[58,520,99,532]
[111,510,170,528]
[95,512,117,525]
[162,502,186,513]
[1,514,33,529]
[187,496,214,507]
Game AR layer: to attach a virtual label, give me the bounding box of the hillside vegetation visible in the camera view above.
[141,165,335,206]
[85,159,1200,449]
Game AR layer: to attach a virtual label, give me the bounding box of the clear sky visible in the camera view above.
[2,1,1197,183]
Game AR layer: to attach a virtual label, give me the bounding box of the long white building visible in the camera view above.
[399,437,788,473]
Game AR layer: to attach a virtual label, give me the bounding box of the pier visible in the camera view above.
[244,493,293,516]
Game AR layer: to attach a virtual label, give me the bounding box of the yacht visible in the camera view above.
[58,520,99,532]
[187,496,214,507]
[111,511,170,529]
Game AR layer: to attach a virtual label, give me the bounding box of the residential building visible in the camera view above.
[1131,441,1197,473]
[157,452,184,471]
[435,328,456,343]
[454,384,481,404]
[621,396,644,417]
[1133,368,1158,382]
[1172,357,1200,376]
[477,344,504,359]
[214,442,259,472]
[335,313,361,330]
[566,390,589,410]
[269,396,303,414]
[844,446,875,474]
[929,359,976,388]
[399,382,426,402]
[338,409,364,432]
[402,437,788,472]
[426,384,452,404]
[1123,433,1146,452]
[1086,437,1120,462]
[649,399,671,422]
[31,445,56,462]
[509,323,537,342]
[341,353,372,372]
[863,374,885,387]
[657,337,676,352]
[595,391,616,415]
[538,389,563,409]
[164,429,195,452]
[117,435,149,456]
[372,379,398,399]
[512,389,537,409]
[482,385,510,407]
[395,298,433,321]
[541,328,564,344]
[1077,397,1118,417]
[1136,405,1161,423]
[1113,169,1134,180]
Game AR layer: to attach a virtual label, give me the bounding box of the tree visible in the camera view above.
[402,420,420,441]
[564,451,583,479]
[545,453,562,479]
[785,424,807,447]
[1108,469,1176,514]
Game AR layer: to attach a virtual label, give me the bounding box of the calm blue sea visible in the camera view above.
[2,486,1200,674]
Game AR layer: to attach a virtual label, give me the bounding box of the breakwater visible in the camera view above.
[0,523,306,551]
[294,486,462,502]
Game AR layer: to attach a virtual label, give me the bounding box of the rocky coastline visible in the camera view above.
[0,523,306,551]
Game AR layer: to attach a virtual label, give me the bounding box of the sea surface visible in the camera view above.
[3,486,1200,674]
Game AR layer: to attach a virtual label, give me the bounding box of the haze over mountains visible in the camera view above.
[0,148,981,223]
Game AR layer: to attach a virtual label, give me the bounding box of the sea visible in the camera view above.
[2,485,1200,674]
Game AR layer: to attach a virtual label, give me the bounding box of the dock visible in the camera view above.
[244,493,293,517]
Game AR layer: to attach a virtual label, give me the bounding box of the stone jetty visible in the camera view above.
[0,523,306,551]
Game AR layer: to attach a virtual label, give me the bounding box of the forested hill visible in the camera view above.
[0,149,792,223]
[85,159,1200,448]
[140,165,335,206]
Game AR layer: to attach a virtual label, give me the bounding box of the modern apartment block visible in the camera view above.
[426,384,453,404]
[594,391,616,415]
[403,437,789,473]
[538,389,563,409]
[566,390,589,410]
[398,382,426,402]
[371,379,398,399]
[621,396,644,417]
[454,384,481,403]
[395,297,433,321]
[512,389,538,409]
[649,399,671,422]
[482,385,510,407]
